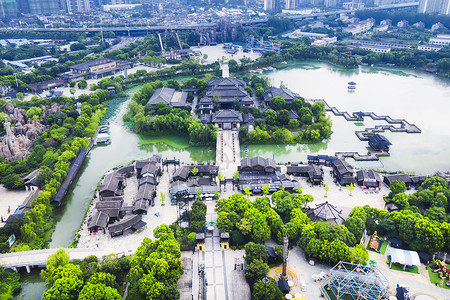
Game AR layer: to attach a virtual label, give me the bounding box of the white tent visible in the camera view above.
[389,247,421,273]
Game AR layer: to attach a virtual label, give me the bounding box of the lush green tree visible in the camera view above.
[262,184,270,195]
[244,208,270,243]
[413,218,444,253]
[245,259,269,285]
[287,118,299,131]
[389,180,406,197]
[191,167,199,176]
[244,242,269,264]
[127,225,183,300]
[88,272,118,289]
[431,192,447,208]
[265,109,277,126]
[26,106,43,120]
[238,218,252,236]
[42,263,84,299]
[0,267,21,299]
[345,216,365,242]
[426,207,447,223]
[392,193,409,210]
[16,92,24,100]
[350,244,369,265]
[440,222,450,252]
[78,283,122,300]
[270,96,286,110]
[41,248,71,286]
[1,174,24,190]
[252,277,283,300]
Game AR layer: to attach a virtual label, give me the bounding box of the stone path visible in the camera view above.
[216,130,240,178]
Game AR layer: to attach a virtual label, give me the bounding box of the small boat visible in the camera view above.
[348,81,356,91]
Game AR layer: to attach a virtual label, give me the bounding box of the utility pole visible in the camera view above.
[262,277,269,300]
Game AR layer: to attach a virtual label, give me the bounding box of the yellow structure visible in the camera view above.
[220,232,230,250]
[196,233,205,251]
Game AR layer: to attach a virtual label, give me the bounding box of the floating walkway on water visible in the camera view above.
[335,150,390,161]
[306,99,421,161]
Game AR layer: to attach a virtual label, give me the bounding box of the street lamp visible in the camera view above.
[262,277,270,300]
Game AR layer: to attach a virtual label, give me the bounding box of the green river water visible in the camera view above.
[16,62,450,299]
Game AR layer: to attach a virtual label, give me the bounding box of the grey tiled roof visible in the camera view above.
[211,109,243,123]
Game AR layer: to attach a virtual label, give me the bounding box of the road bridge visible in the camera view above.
[0,248,129,272]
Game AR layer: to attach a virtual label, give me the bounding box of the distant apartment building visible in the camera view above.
[418,0,450,15]
[264,0,280,10]
[413,21,425,28]
[16,0,60,15]
[61,0,93,12]
[373,24,389,32]
[360,45,391,53]
[431,22,445,31]
[343,18,375,35]
[397,20,409,27]
[380,19,392,26]
[285,0,296,9]
[60,58,131,81]
[0,0,18,19]
[429,34,450,46]
[418,44,443,51]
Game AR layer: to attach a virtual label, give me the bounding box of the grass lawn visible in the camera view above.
[387,258,419,274]
[367,240,388,255]
[379,240,388,255]
[427,265,450,290]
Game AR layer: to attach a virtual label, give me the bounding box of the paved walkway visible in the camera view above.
[368,251,447,300]
[216,130,240,178]
[190,196,249,300]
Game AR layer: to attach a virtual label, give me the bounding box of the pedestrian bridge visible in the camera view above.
[0,248,127,272]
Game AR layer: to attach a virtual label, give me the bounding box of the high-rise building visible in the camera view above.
[18,0,60,14]
[418,0,449,14]
[0,0,18,19]
[62,0,92,13]
[285,0,296,9]
[264,0,279,10]
[441,0,450,14]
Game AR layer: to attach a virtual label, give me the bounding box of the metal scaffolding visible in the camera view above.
[326,261,390,300]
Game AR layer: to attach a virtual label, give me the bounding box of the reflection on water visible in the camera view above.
[14,269,45,300]
[50,61,450,248]
[263,61,450,174]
